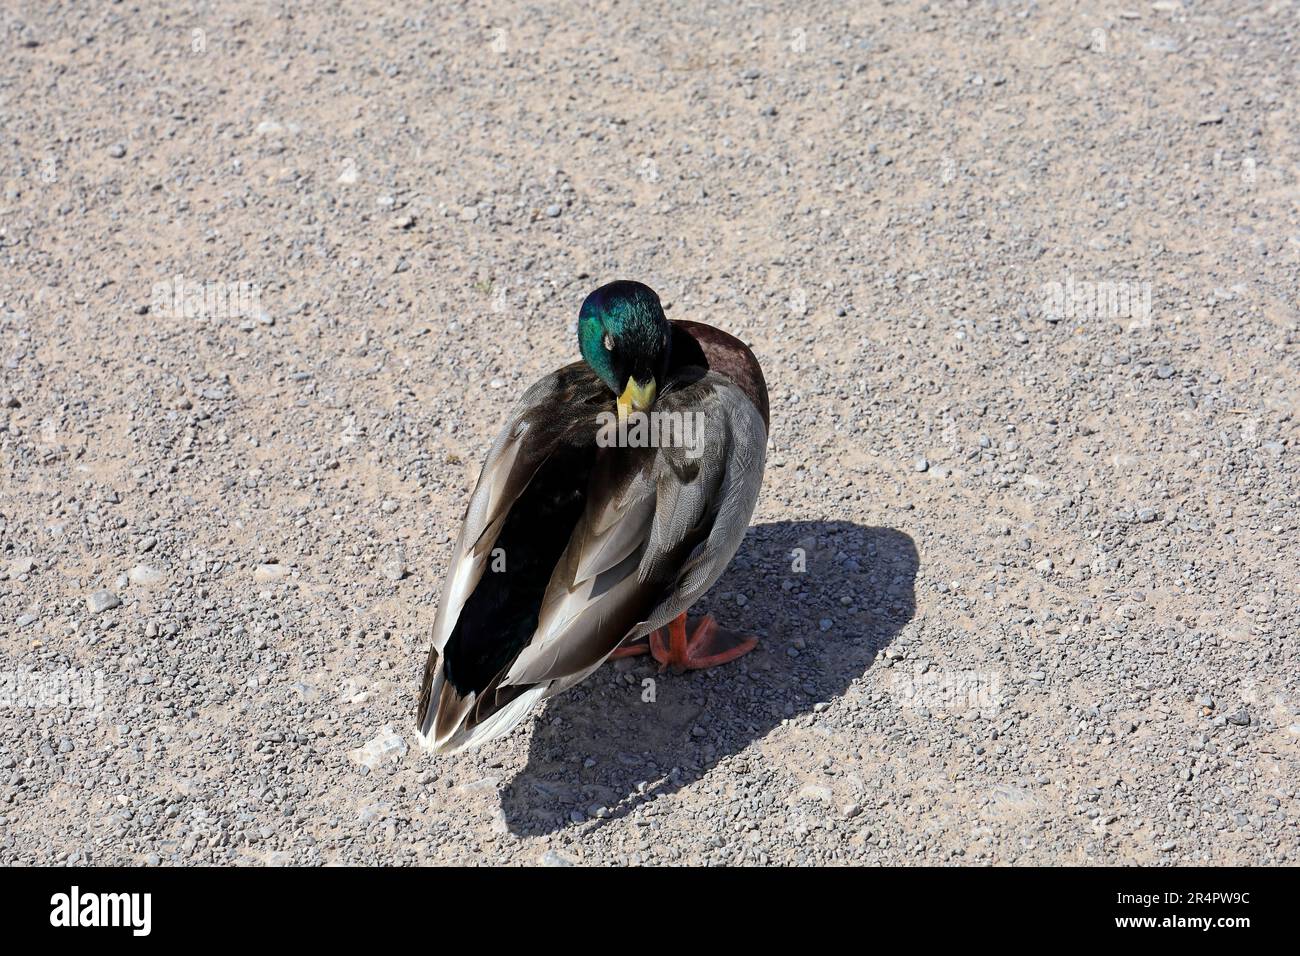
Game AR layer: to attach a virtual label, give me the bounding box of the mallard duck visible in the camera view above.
[416,280,769,753]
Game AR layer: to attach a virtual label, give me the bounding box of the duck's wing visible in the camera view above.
[417,369,767,754]
[415,363,607,749]
[500,371,768,691]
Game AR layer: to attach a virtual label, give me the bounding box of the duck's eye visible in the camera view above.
[602,332,615,352]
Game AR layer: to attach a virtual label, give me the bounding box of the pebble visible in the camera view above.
[253,563,288,583]
[127,564,165,587]
[86,590,121,614]
[107,143,126,158]
[349,726,408,770]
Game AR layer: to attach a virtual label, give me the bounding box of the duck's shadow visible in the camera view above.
[500,520,918,837]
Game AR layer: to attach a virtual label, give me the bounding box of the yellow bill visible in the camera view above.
[617,376,657,415]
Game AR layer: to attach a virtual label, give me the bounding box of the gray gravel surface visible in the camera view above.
[0,1,1296,865]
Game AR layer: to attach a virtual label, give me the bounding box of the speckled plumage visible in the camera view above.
[416,282,768,753]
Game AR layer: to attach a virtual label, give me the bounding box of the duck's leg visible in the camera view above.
[647,612,758,671]
[609,638,650,659]
[609,613,758,669]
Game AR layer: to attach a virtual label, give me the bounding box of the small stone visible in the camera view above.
[798,784,835,803]
[128,564,164,587]
[913,457,929,473]
[9,557,34,576]
[253,563,288,583]
[16,613,38,628]
[107,143,126,159]
[544,204,562,218]
[86,590,121,614]
[1,394,18,408]
[348,725,407,769]
[1035,558,1054,573]
[381,559,407,582]
[380,499,399,514]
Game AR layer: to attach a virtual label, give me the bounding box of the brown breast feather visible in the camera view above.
[669,320,769,429]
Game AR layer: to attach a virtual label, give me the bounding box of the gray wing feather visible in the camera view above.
[421,367,766,751]
[501,372,766,691]
[640,379,767,633]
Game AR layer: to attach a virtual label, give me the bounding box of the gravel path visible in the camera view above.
[1,1,1296,865]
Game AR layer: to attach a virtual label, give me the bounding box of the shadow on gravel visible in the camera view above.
[501,520,919,837]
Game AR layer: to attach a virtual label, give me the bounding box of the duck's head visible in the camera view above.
[578,280,671,414]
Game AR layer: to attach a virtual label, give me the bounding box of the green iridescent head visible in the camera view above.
[578,280,671,413]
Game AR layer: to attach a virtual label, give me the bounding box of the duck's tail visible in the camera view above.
[415,647,547,754]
